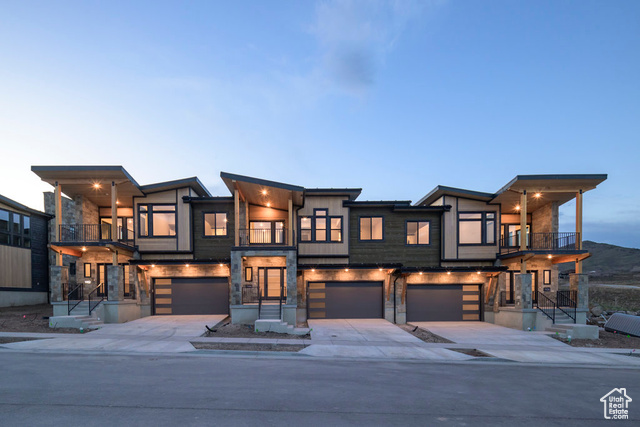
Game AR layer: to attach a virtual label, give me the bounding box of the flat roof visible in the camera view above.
[305,188,362,200]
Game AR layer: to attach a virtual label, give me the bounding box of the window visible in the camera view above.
[299,209,343,243]
[360,217,383,241]
[204,212,228,236]
[84,263,91,278]
[138,205,176,237]
[543,270,551,285]
[0,209,31,248]
[406,221,430,245]
[69,262,76,276]
[458,212,496,245]
[245,267,252,282]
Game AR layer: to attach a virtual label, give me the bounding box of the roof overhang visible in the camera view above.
[304,188,362,200]
[0,194,50,217]
[491,174,608,213]
[220,172,304,210]
[416,185,494,206]
[32,166,144,207]
[139,177,211,197]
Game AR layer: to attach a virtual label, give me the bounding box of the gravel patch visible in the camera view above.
[204,322,309,340]
[400,324,454,343]
[551,330,640,348]
[0,304,86,334]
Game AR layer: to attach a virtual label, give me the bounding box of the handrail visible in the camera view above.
[237,228,292,246]
[258,293,263,319]
[500,232,580,254]
[279,281,284,320]
[556,290,577,324]
[67,283,84,315]
[88,284,105,315]
[536,291,555,323]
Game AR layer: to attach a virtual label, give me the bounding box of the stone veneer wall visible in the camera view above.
[502,258,559,298]
[531,202,559,234]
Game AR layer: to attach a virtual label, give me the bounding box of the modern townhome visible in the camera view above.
[0,194,50,307]
[31,166,606,332]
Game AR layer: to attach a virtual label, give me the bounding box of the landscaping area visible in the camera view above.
[203,322,309,340]
[552,330,640,349]
[0,304,84,334]
[400,324,453,343]
[191,342,306,352]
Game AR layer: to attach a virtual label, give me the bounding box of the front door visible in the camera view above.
[97,264,109,297]
[259,267,286,300]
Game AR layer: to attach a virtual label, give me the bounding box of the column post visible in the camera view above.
[234,188,240,246]
[288,197,293,246]
[575,189,583,274]
[111,181,118,265]
[520,190,527,273]
[54,181,63,266]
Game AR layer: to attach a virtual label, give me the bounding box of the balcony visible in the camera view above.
[500,232,580,255]
[237,228,293,247]
[58,224,135,245]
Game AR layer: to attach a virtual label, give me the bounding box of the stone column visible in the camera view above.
[493,272,506,312]
[107,265,124,301]
[49,265,69,302]
[569,273,588,310]
[230,251,242,305]
[286,251,297,305]
[514,273,532,310]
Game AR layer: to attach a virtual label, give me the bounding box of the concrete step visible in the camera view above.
[254,319,310,335]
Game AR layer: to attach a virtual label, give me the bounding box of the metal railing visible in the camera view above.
[556,290,577,323]
[242,285,259,304]
[58,224,135,244]
[536,291,556,323]
[88,284,104,315]
[66,283,84,315]
[500,232,580,254]
[237,228,291,246]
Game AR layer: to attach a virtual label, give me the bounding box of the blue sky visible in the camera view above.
[0,1,638,248]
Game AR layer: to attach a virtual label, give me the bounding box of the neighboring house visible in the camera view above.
[30,166,606,330]
[0,194,50,307]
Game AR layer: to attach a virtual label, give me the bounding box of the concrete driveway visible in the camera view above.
[410,321,567,347]
[3,315,227,353]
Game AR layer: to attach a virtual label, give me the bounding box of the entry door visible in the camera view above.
[97,264,109,297]
[259,267,286,300]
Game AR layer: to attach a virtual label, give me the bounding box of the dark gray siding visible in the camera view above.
[349,206,441,267]
[30,214,49,291]
[192,202,235,260]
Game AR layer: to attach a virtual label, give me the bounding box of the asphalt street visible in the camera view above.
[0,351,637,426]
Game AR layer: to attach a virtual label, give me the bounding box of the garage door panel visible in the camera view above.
[407,284,481,322]
[154,277,229,315]
[308,281,383,319]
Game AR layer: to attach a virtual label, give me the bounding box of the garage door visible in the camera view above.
[154,277,229,315]
[406,284,481,322]
[308,281,383,319]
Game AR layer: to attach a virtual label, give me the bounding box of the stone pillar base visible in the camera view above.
[570,273,589,310]
[107,265,124,301]
[49,265,69,303]
[515,273,532,310]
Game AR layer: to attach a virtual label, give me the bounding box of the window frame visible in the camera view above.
[298,209,343,243]
[405,220,431,246]
[137,204,177,238]
[245,267,253,282]
[202,211,229,238]
[84,263,91,278]
[358,216,384,242]
[543,270,551,285]
[457,211,497,246]
[0,208,31,248]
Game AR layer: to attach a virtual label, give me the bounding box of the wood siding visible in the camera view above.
[348,206,441,267]
[0,245,31,288]
[298,195,350,257]
[192,201,235,260]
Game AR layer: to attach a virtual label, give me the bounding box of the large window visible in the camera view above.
[138,204,176,237]
[458,212,495,245]
[299,209,343,243]
[406,221,430,245]
[0,209,31,248]
[359,217,383,241]
[204,212,228,236]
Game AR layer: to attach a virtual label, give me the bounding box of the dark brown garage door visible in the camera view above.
[308,281,383,319]
[154,277,229,315]
[406,284,481,321]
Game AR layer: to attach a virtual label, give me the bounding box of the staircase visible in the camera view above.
[258,303,281,320]
[254,301,309,335]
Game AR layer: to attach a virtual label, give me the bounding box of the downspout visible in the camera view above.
[393,273,400,324]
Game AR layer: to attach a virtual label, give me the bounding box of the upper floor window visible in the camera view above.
[359,216,383,241]
[204,212,228,236]
[0,209,31,248]
[139,204,176,237]
[300,209,343,243]
[458,212,495,245]
[406,221,430,245]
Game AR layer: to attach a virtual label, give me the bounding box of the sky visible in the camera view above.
[0,1,638,248]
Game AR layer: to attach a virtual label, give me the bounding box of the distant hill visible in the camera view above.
[559,241,640,278]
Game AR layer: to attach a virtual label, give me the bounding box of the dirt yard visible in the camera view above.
[589,285,640,313]
[191,342,305,352]
[0,304,84,334]
[401,324,453,343]
[203,322,309,340]
[552,330,640,349]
